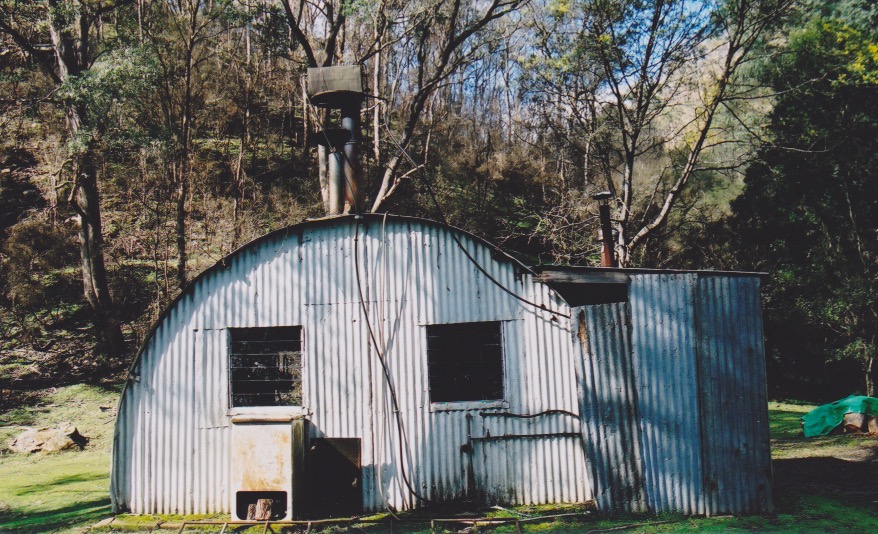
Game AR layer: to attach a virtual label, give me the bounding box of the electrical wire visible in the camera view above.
[305,83,430,509]
[354,220,434,506]
[373,212,403,518]
[306,84,568,508]
[479,409,580,419]
[380,122,571,319]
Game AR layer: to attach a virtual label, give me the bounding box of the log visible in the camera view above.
[868,416,878,434]
[843,412,867,433]
[254,499,273,521]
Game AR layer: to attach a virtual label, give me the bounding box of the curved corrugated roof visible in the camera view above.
[118,213,537,390]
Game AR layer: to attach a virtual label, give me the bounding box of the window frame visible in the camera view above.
[424,320,508,407]
[226,325,304,412]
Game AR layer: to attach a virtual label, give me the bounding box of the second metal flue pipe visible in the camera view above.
[593,192,617,268]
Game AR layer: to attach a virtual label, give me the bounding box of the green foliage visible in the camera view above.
[731,5,878,398]
[59,47,160,125]
[1,219,78,308]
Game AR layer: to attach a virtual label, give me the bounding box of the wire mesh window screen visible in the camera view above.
[426,321,504,403]
[229,326,302,407]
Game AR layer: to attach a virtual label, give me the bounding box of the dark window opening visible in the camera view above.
[548,282,628,306]
[236,491,287,520]
[229,326,302,407]
[427,321,504,403]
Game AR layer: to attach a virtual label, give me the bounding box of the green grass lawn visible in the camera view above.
[1,391,877,533]
[0,384,118,533]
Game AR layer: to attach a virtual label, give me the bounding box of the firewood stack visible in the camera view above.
[836,413,878,434]
[246,499,274,521]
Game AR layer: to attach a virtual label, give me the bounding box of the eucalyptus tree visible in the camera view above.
[140,0,239,289]
[0,0,135,357]
[278,0,528,214]
[522,0,792,266]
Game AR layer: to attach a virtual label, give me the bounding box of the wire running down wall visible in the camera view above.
[111,215,589,515]
[112,214,771,519]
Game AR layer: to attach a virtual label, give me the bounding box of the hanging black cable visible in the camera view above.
[353,221,434,505]
[380,123,570,319]
[304,81,431,506]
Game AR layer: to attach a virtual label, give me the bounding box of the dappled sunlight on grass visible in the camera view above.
[3,392,878,532]
[768,401,878,461]
[0,450,112,532]
[0,385,118,533]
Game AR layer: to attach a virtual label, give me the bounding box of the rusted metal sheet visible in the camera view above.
[696,275,773,514]
[111,215,589,516]
[628,273,705,515]
[574,303,646,513]
[230,422,294,520]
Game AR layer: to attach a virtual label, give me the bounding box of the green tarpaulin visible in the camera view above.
[802,395,878,437]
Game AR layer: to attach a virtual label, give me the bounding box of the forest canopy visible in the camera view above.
[0,0,876,399]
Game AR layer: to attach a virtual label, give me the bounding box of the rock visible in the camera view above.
[9,422,88,453]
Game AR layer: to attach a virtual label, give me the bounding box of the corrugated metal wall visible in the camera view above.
[575,303,646,513]
[112,215,771,518]
[629,273,706,515]
[111,216,590,515]
[696,275,773,514]
[572,273,772,516]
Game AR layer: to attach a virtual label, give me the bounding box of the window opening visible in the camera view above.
[229,326,302,407]
[426,321,504,403]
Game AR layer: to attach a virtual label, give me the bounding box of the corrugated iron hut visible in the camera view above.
[110,214,773,520]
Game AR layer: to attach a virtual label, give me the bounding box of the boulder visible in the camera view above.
[9,422,88,453]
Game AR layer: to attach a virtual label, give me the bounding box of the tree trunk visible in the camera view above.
[45,3,125,358]
[175,167,188,290]
[866,355,877,397]
[73,123,125,358]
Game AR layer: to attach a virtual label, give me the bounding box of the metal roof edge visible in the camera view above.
[531,265,768,278]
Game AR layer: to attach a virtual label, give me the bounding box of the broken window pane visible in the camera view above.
[229,326,302,407]
[426,321,504,403]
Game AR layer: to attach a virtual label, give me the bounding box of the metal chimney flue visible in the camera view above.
[592,191,617,268]
[314,128,351,215]
[307,66,366,214]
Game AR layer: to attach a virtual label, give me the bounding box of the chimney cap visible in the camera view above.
[307,65,365,108]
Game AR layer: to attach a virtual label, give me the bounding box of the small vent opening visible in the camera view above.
[235,491,287,520]
[549,282,628,306]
